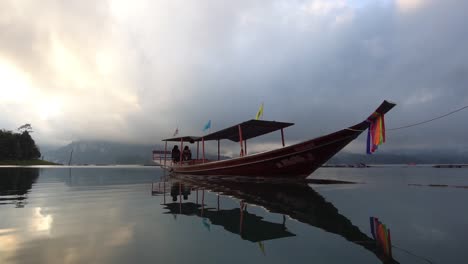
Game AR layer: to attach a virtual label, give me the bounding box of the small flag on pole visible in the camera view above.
[255,103,264,120]
[173,127,179,136]
[258,241,266,255]
[202,218,211,231]
[203,120,211,132]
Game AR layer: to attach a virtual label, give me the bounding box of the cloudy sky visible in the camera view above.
[1,0,467,153]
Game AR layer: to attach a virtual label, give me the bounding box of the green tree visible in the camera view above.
[0,127,41,160]
[17,124,33,133]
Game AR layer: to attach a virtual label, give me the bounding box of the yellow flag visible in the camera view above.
[258,241,266,255]
[255,103,264,120]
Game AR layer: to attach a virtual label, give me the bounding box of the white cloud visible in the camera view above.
[397,0,425,12]
[0,0,467,151]
[301,0,348,16]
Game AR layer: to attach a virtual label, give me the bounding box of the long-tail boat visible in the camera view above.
[156,100,395,178]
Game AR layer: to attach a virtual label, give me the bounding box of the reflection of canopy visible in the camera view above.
[161,120,294,143]
[163,202,295,242]
[167,177,399,264]
[202,120,294,142]
[206,208,295,242]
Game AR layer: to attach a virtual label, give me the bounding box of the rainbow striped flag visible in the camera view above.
[367,113,386,154]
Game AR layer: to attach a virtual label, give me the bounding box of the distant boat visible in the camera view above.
[155,100,396,178]
[433,164,464,168]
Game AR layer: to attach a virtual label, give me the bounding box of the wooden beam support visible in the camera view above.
[179,138,183,164]
[281,128,285,147]
[202,137,205,163]
[164,141,167,167]
[217,139,220,160]
[238,125,244,157]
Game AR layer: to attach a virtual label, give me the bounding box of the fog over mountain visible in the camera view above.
[43,141,232,165]
[42,140,468,165]
[1,0,467,154]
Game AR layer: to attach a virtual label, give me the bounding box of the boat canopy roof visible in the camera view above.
[162,120,293,142]
[162,136,201,142]
[202,119,294,142]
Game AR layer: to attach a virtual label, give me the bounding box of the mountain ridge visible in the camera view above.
[42,140,468,165]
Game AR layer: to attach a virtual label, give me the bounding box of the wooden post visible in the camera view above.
[217,139,220,160]
[179,182,182,213]
[163,180,166,204]
[217,194,220,211]
[201,189,205,216]
[238,125,244,157]
[202,137,205,163]
[281,128,285,147]
[179,138,183,164]
[239,201,244,234]
[244,140,247,155]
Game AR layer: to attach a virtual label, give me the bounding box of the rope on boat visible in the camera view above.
[388,104,468,131]
[353,241,435,264]
[346,128,366,132]
[391,245,435,264]
[346,104,468,132]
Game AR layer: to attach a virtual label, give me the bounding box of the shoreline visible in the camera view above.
[0,160,61,166]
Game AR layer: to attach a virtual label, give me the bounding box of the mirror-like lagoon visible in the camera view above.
[1,166,467,263]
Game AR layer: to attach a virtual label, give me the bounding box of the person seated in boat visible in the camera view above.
[171,145,180,163]
[182,146,192,161]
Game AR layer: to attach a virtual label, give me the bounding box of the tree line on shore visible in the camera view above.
[0,124,41,160]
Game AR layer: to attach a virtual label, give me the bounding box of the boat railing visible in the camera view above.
[152,150,171,165]
[176,159,210,166]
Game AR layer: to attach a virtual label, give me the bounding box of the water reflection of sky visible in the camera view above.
[0,167,467,263]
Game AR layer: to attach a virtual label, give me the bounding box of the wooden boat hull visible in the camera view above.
[169,123,362,178]
[164,101,395,178]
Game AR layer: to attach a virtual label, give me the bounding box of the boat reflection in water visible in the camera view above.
[152,175,399,264]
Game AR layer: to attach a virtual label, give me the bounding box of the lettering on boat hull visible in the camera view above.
[276,153,315,168]
[293,142,316,152]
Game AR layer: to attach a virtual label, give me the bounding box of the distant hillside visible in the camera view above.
[328,150,468,165]
[43,141,158,165]
[42,141,229,165]
[42,141,468,165]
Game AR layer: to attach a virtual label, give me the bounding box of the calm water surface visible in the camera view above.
[1,166,467,263]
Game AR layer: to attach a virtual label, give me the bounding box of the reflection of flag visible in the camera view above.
[202,218,211,231]
[173,127,179,136]
[255,103,264,120]
[203,120,211,132]
[258,241,266,255]
[370,216,392,258]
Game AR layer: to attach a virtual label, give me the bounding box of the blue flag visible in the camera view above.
[202,218,211,231]
[203,120,211,132]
